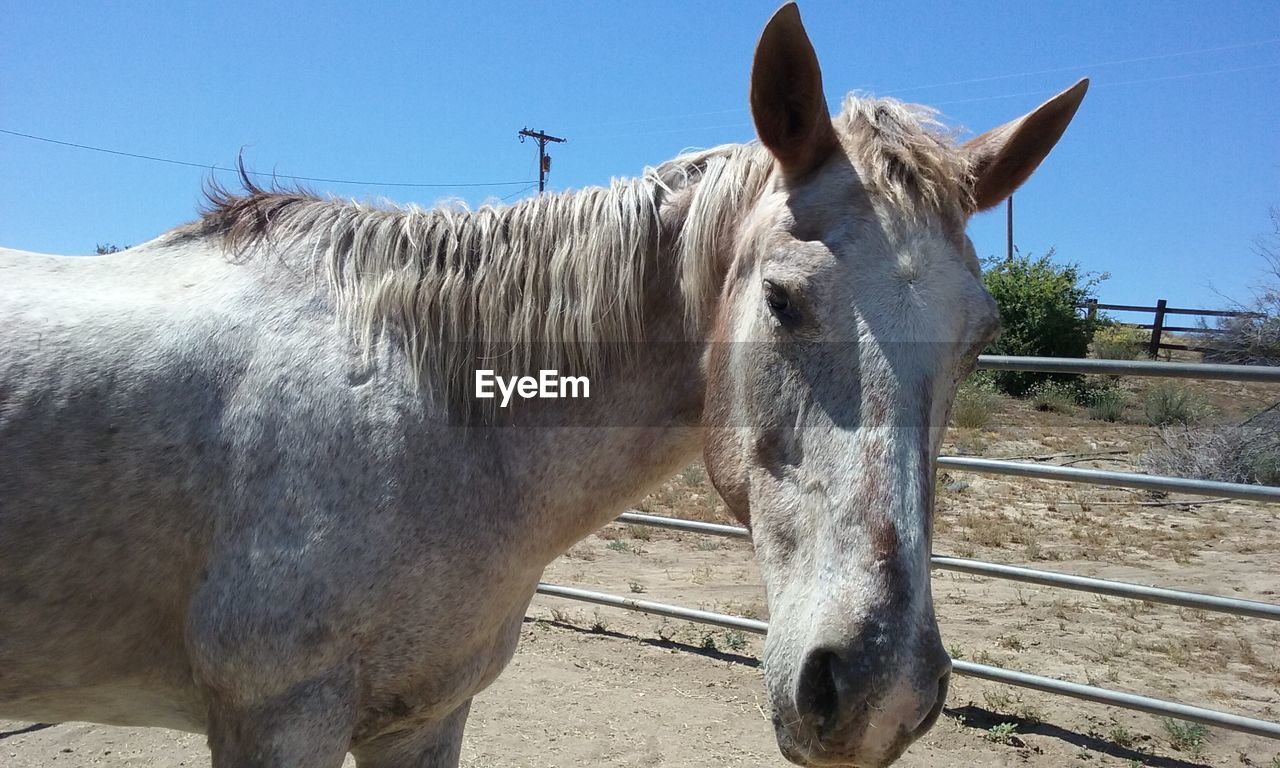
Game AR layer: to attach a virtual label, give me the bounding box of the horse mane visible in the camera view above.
[190,95,966,401]
[192,144,773,402]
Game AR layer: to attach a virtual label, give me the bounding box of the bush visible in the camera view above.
[1142,410,1280,485]
[1201,310,1280,366]
[1028,380,1077,413]
[951,372,1000,429]
[1091,325,1146,360]
[1085,385,1127,422]
[1203,207,1280,365]
[1143,382,1208,426]
[981,249,1106,396]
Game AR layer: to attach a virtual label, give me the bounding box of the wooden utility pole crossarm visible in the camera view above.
[518,128,566,193]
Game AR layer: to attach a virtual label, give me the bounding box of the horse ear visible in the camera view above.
[750,3,839,177]
[963,79,1089,212]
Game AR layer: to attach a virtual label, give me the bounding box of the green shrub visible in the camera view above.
[1028,380,1077,413]
[982,249,1106,396]
[1091,325,1146,360]
[985,722,1020,745]
[951,372,1001,429]
[1085,386,1127,422]
[1143,382,1208,426]
[1160,717,1207,756]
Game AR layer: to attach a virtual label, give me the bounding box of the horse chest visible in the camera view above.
[352,579,534,741]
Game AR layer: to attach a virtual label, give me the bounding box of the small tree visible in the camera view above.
[95,243,129,254]
[982,248,1106,396]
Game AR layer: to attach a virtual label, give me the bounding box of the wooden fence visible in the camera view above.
[1080,299,1263,357]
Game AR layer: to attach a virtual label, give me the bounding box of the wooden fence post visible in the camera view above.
[1148,298,1167,358]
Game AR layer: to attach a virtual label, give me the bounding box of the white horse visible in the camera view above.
[0,4,1086,766]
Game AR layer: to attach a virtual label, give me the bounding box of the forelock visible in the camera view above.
[834,95,974,219]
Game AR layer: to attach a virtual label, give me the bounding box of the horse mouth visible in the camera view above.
[911,672,949,737]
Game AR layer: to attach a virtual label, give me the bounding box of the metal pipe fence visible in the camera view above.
[534,584,1280,740]
[539,355,1280,740]
[615,512,1280,621]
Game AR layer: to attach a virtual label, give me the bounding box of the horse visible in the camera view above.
[0,4,1086,766]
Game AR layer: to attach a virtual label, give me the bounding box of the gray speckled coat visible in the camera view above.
[0,6,1085,764]
[0,234,704,766]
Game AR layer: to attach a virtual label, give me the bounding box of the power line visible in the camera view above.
[881,36,1280,97]
[500,183,538,202]
[0,128,536,189]
[569,36,1280,136]
[573,59,1280,141]
[5,48,1276,188]
[932,61,1280,108]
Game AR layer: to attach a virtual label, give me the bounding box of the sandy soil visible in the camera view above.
[3,377,1278,767]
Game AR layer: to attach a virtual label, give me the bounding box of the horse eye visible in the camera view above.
[763,280,799,325]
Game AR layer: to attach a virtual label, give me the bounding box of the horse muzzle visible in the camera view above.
[768,619,951,767]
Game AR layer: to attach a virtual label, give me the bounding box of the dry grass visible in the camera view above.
[635,460,732,523]
[1142,413,1280,486]
[952,375,1003,429]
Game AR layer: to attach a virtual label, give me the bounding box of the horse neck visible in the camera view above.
[492,182,738,566]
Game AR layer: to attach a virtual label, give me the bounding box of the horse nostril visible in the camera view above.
[796,648,843,733]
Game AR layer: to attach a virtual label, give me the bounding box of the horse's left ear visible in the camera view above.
[750,3,840,178]
[963,78,1089,212]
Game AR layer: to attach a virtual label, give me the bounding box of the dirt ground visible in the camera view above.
[3,376,1278,767]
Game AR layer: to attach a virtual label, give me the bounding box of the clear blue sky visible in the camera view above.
[3,1,1278,311]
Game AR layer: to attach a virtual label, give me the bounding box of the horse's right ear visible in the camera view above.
[750,3,839,178]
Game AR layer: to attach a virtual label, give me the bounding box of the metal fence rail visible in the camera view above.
[618,512,749,539]
[936,456,1280,503]
[535,584,1280,740]
[976,354,1280,382]
[615,512,1280,621]
[930,556,1280,621]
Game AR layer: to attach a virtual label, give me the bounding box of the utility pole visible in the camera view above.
[518,128,566,193]
[1006,195,1014,261]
